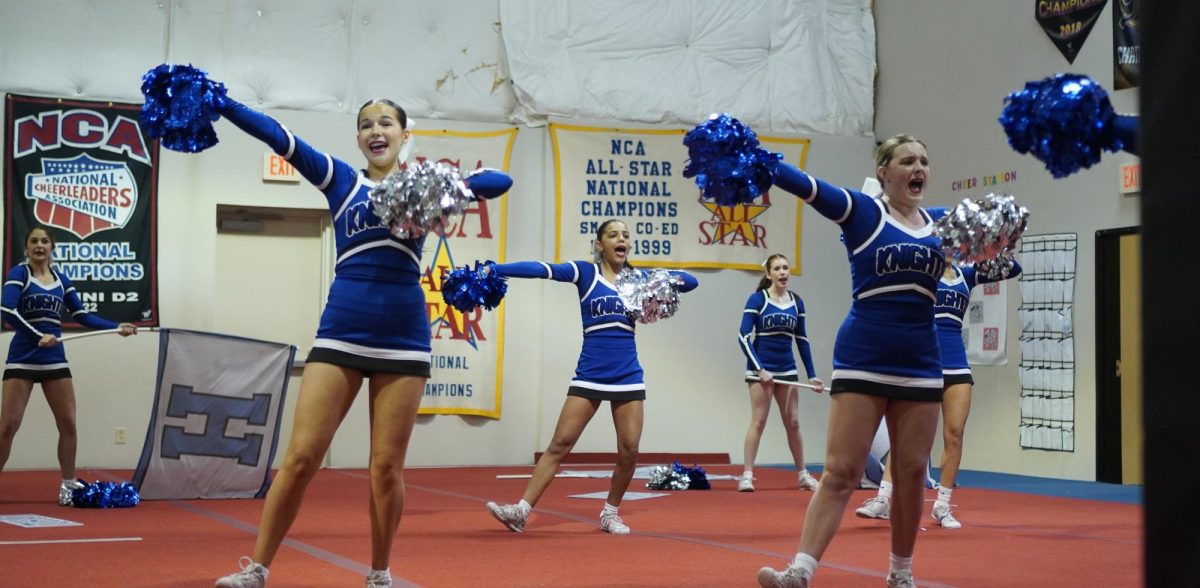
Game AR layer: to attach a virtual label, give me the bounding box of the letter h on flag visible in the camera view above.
[133,329,295,499]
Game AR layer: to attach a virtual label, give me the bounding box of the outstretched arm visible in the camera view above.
[218,98,354,193]
[668,270,699,293]
[491,260,580,283]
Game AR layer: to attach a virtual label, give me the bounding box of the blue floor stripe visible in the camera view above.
[766,465,1143,505]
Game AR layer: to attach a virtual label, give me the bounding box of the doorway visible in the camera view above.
[1095,227,1142,484]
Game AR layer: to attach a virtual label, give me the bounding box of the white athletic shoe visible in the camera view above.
[58,480,83,506]
[932,503,962,529]
[886,570,916,588]
[797,471,820,491]
[756,564,810,588]
[365,568,392,587]
[854,495,891,520]
[738,472,756,492]
[486,501,528,533]
[599,511,631,535]
[215,557,268,588]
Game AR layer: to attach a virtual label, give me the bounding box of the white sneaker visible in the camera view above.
[599,511,630,535]
[854,495,890,520]
[215,557,268,588]
[58,480,83,506]
[486,501,528,533]
[886,570,916,588]
[797,471,819,491]
[756,564,810,587]
[365,568,392,587]
[738,473,755,492]
[932,503,962,529]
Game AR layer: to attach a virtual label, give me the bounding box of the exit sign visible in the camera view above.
[262,153,300,183]
[1119,162,1141,195]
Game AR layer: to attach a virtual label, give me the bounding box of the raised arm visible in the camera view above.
[491,260,581,283]
[463,168,513,200]
[668,270,699,293]
[773,162,855,224]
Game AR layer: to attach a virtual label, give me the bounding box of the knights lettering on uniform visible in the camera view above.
[761,313,798,330]
[21,293,64,314]
[344,201,384,238]
[589,295,626,318]
[874,243,945,279]
[936,288,970,313]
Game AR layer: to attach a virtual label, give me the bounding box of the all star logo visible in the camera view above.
[696,190,772,248]
[23,154,137,239]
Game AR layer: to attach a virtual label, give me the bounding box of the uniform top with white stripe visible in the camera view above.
[738,289,817,378]
[2,263,118,367]
[934,261,1023,372]
[492,260,698,390]
[219,98,511,284]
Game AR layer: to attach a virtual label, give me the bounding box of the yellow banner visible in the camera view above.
[413,128,517,418]
[550,123,810,273]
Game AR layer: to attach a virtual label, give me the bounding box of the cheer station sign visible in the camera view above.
[4,94,158,327]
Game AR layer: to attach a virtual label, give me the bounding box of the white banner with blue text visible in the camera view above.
[550,123,810,273]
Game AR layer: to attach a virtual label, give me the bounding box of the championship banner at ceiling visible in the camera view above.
[550,123,809,273]
[1113,0,1140,89]
[412,128,517,418]
[1035,0,1108,64]
[4,94,158,327]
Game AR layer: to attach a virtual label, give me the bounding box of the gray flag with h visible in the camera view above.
[133,329,295,499]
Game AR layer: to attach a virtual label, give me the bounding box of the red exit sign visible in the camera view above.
[1120,162,1141,195]
[262,153,300,183]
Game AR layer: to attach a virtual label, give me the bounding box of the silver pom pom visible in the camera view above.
[615,268,684,324]
[974,251,1019,281]
[935,193,1029,265]
[368,161,472,238]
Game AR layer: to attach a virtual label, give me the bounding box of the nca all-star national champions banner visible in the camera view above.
[4,94,158,327]
[413,128,517,418]
[550,123,809,273]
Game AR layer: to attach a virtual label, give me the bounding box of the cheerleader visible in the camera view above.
[0,226,137,505]
[213,97,510,588]
[484,219,697,535]
[756,135,945,588]
[737,253,825,492]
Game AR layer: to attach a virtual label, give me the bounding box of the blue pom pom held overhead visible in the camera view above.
[140,63,229,153]
[683,113,782,207]
[999,73,1123,178]
[441,261,508,313]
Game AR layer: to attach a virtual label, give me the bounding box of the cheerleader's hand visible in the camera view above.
[117,323,138,336]
[809,377,825,394]
[757,369,774,384]
[38,334,59,348]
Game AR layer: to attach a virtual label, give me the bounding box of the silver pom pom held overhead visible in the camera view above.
[369,161,473,239]
[934,193,1029,273]
[614,268,685,324]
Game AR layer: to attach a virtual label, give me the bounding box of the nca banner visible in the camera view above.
[550,123,809,273]
[3,94,159,327]
[412,128,517,418]
[132,329,295,499]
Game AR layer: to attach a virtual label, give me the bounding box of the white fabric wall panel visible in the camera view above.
[500,0,875,136]
[0,0,168,101]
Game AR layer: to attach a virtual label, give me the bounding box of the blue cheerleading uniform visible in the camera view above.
[219,98,511,376]
[2,263,118,381]
[934,261,1023,385]
[774,163,947,401]
[738,290,817,383]
[491,260,698,401]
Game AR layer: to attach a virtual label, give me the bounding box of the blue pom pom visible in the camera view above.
[671,462,711,490]
[683,114,782,206]
[139,63,229,153]
[999,74,1123,178]
[71,479,140,508]
[441,261,508,313]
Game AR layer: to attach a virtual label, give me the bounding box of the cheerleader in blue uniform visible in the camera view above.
[737,253,825,493]
[929,261,1021,528]
[757,135,945,588]
[213,98,511,588]
[854,261,1023,530]
[484,219,697,535]
[0,226,136,505]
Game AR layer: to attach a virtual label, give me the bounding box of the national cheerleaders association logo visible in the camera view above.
[23,154,138,239]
